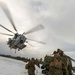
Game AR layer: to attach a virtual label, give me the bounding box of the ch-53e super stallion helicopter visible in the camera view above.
[0,3,45,53]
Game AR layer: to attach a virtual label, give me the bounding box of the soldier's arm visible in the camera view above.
[62,62,69,75]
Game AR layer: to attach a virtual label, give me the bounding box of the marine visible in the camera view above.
[57,49,73,75]
[49,51,69,75]
[25,58,40,75]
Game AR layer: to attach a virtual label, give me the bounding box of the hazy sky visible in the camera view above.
[0,0,75,59]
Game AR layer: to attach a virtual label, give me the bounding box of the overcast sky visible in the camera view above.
[0,0,75,59]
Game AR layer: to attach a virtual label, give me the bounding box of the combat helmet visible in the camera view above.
[53,51,57,54]
[57,48,63,56]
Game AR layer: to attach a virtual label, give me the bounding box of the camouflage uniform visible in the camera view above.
[25,58,35,75]
[49,51,69,75]
[57,49,73,75]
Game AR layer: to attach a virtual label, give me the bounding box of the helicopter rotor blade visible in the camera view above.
[0,24,15,34]
[27,42,34,47]
[27,38,46,45]
[0,32,13,36]
[0,2,18,33]
[23,24,44,35]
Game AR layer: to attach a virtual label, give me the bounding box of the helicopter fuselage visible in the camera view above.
[7,34,27,50]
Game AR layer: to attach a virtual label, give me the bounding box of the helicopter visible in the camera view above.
[0,3,45,52]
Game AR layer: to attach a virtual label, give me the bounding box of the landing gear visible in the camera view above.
[18,48,20,51]
[15,49,16,53]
